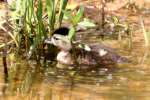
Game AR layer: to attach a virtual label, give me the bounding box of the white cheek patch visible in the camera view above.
[99,49,108,57]
[51,38,56,45]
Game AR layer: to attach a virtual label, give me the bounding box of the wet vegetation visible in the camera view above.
[0,0,150,99]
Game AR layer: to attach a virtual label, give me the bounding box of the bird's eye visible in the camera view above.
[53,36,59,40]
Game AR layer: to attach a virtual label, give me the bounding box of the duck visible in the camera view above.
[44,27,128,66]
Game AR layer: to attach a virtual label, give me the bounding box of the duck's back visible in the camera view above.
[74,43,129,66]
[89,44,129,64]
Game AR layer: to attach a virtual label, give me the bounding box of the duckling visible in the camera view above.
[45,34,74,65]
[44,27,70,61]
[45,33,128,66]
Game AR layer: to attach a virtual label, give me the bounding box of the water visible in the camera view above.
[0,48,150,100]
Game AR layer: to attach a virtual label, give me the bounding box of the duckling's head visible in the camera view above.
[45,34,72,51]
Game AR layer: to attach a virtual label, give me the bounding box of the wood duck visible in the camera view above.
[45,28,128,66]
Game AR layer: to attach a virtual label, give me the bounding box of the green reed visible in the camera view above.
[11,0,68,58]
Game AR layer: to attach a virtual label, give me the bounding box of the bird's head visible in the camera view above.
[45,34,72,51]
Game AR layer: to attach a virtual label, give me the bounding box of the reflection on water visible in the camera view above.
[0,48,150,100]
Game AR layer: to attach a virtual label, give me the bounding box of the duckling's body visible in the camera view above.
[45,33,128,66]
[57,44,128,66]
[57,50,74,65]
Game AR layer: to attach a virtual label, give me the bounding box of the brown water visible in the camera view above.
[0,47,150,100]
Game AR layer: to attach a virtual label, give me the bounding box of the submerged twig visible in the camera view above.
[140,48,149,65]
[2,48,8,79]
[0,40,14,48]
[101,0,106,30]
[140,16,149,47]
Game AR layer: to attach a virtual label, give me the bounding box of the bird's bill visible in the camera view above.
[44,38,53,44]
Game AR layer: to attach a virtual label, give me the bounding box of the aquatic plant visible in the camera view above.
[63,6,94,41]
[10,0,69,59]
[63,6,84,40]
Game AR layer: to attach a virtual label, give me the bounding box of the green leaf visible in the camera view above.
[36,0,46,39]
[72,6,84,26]
[58,0,68,26]
[36,0,43,20]
[63,10,73,20]
[78,19,96,28]
[112,16,119,24]
[46,0,55,30]
[68,26,75,40]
